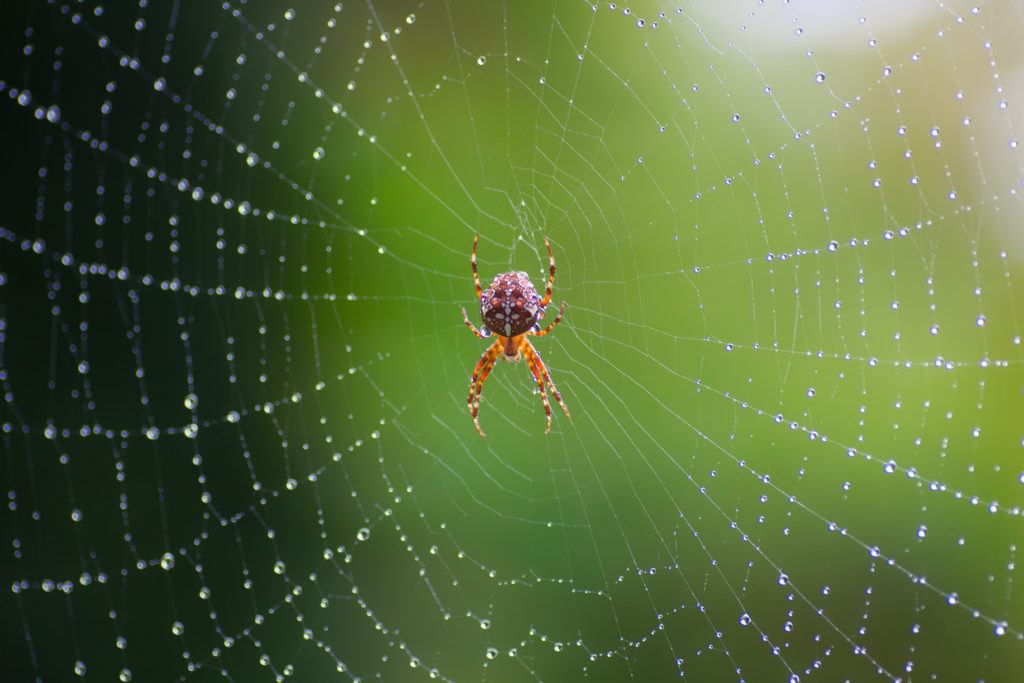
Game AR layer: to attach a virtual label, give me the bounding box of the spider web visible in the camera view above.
[3,0,1024,680]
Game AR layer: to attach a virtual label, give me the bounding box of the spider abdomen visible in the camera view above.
[480,271,542,338]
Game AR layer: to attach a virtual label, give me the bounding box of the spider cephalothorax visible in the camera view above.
[461,235,569,436]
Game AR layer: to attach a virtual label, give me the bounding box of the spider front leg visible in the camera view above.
[467,341,501,436]
[524,349,553,433]
[521,339,571,419]
[530,302,566,337]
[461,307,491,339]
[471,352,500,435]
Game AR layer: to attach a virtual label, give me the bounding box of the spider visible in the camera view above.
[461,235,570,436]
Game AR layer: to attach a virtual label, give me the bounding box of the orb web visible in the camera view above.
[2,1,1023,681]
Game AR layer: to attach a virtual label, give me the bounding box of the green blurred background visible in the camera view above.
[2,0,1023,680]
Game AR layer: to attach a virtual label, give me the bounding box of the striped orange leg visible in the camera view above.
[522,339,570,419]
[461,307,490,338]
[523,346,553,433]
[531,302,565,337]
[471,352,500,436]
[540,237,556,307]
[467,341,501,436]
[470,234,482,299]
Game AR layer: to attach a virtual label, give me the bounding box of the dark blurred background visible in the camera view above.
[2,1,1023,681]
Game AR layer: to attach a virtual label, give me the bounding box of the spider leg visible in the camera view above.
[523,347,552,433]
[521,339,570,419]
[471,352,500,435]
[461,307,491,338]
[467,341,497,410]
[539,237,556,307]
[471,234,482,299]
[530,301,566,337]
[467,340,501,437]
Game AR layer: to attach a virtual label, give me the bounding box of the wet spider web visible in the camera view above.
[2,0,1024,681]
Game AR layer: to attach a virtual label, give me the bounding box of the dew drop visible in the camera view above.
[160,552,175,570]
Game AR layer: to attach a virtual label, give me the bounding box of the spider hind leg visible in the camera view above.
[531,301,565,338]
[540,237,556,307]
[462,307,491,338]
[471,234,482,299]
